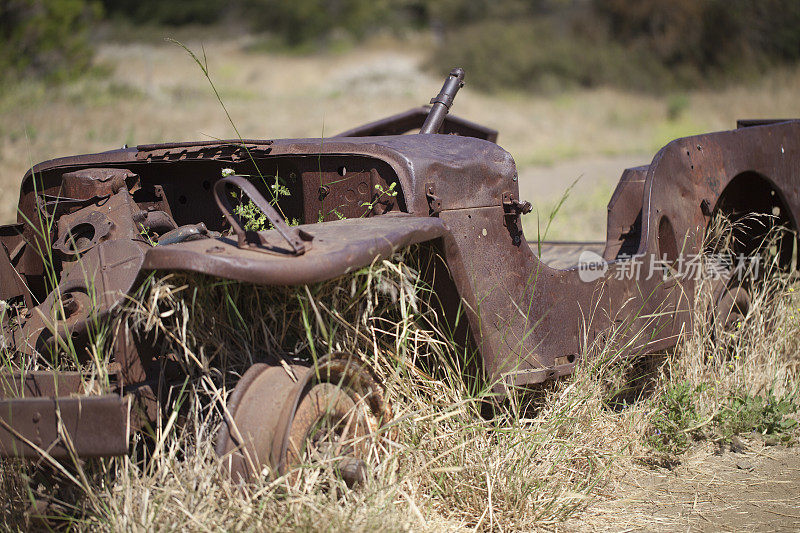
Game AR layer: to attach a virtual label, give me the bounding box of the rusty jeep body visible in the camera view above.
[0,68,797,481]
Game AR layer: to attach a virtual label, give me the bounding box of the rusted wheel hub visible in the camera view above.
[216,354,389,486]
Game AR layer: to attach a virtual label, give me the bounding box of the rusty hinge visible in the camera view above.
[501,192,532,227]
[426,183,442,216]
[502,192,532,215]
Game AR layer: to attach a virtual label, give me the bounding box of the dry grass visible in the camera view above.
[0,249,649,530]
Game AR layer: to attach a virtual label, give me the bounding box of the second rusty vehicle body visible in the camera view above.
[0,68,797,481]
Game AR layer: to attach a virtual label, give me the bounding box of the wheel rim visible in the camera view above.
[271,355,389,481]
[215,363,303,483]
[284,382,368,486]
[217,354,389,485]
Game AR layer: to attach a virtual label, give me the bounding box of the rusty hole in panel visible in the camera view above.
[657,215,679,264]
[63,223,96,253]
[554,354,577,366]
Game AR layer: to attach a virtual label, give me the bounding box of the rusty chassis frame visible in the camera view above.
[0,68,797,477]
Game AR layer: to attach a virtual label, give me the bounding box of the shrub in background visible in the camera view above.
[243,0,393,48]
[100,0,227,27]
[429,0,800,92]
[596,0,800,76]
[0,0,101,81]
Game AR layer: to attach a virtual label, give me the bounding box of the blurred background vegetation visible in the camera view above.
[0,0,101,80]
[3,0,800,91]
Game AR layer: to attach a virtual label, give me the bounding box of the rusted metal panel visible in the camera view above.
[603,166,647,261]
[0,394,129,458]
[736,119,794,128]
[0,242,27,303]
[143,214,447,285]
[0,372,85,399]
[15,136,515,235]
[0,223,29,305]
[300,163,373,221]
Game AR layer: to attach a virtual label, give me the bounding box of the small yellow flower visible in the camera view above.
[790,287,796,293]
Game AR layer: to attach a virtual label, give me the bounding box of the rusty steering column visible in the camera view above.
[420,68,465,135]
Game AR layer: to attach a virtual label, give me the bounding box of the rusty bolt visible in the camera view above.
[338,457,367,488]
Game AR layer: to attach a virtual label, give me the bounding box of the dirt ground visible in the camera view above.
[518,153,648,241]
[570,442,800,532]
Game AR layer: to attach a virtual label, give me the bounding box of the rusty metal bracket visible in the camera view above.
[53,210,113,257]
[502,192,532,216]
[0,371,86,398]
[213,175,308,255]
[501,192,532,229]
[0,372,129,459]
[0,394,130,458]
[426,183,442,216]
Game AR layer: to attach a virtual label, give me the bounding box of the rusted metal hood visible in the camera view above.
[20,134,518,219]
[266,135,518,214]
